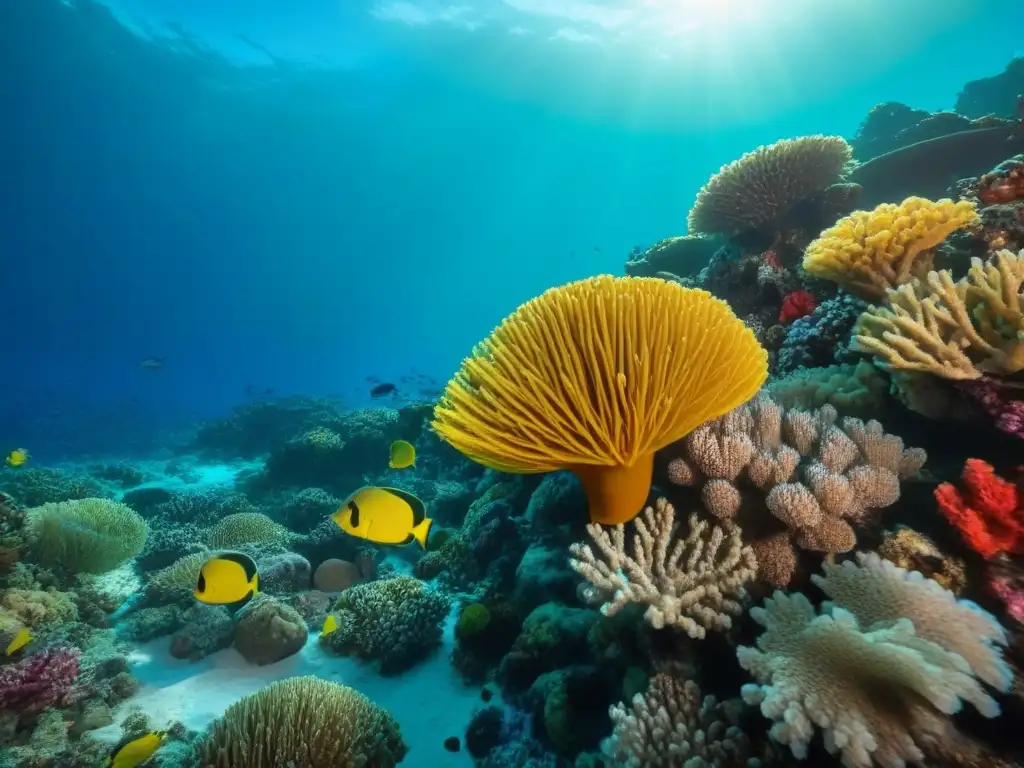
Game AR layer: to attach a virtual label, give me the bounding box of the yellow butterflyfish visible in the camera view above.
[330,486,433,549]
[193,552,259,608]
[5,448,29,468]
[5,626,31,656]
[104,730,167,768]
[322,613,338,637]
[388,440,416,469]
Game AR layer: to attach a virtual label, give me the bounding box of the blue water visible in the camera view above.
[3,0,1023,459]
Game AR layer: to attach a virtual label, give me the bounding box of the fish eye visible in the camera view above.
[197,573,206,592]
[348,502,360,528]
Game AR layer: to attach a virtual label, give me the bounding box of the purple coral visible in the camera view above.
[0,646,81,713]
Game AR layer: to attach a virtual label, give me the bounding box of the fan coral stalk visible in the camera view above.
[935,459,1024,559]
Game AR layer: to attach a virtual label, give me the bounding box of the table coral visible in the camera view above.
[665,395,926,587]
[852,248,1024,380]
[568,497,756,638]
[935,458,1024,559]
[803,197,979,298]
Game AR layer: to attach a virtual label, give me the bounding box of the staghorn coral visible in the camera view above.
[687,136,851,237]
[813,552,1012,692]
[934,458,1024,559]
[737,589,1000,768]
[323,575,451,674]
[195,675,407,767]
[432,275,767,526]
[568,498,756,637]
[665,395,926,587]
[603,672,751,767]
[205,512,292,549]
[803,197,979,299]
[25,498,149,574]
[852,248,1024,379]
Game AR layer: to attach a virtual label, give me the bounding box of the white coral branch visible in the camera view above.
[568,498,757,638]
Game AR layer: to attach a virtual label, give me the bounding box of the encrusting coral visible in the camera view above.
[686,135,852,237]
[603,671,752,767]
[665,394,926,586]
[568,497,757,638]
[194,675,407,767]
[431,275,768,526]
[803,197,979,299]
[852,248,1024,379]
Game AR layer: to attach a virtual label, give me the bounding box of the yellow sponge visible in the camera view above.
[803,197,978,299]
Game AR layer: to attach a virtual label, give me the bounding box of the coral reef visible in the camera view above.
[935,458,1024,559]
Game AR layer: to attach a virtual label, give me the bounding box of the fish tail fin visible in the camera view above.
[411,517,433,550]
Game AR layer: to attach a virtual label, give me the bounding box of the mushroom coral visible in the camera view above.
[431,275,768,525]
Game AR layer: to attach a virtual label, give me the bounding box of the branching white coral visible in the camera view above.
[568,498,757,637]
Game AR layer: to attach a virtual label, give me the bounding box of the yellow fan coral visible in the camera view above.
[687,135,851,237]
[803,197,979,299]
[431,275,768,526]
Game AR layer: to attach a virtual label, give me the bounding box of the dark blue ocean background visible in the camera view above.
[3,0,1022,460]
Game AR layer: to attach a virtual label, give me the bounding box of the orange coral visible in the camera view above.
[934,459,1024,559]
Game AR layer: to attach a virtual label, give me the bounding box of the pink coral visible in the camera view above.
[0,645,81,713]
[955,377,1024,440]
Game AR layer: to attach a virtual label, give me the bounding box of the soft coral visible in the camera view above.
[935,458,1024,558]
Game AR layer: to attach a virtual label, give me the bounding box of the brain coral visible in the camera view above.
[205,513,292,549]
[687,135,852,236]
[25,498,149,574]
[432,275,768,526]
[195,676,407,767]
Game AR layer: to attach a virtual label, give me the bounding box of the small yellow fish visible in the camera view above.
[322,614,338,637]
[330,486,433,549]
[5,448,29,468]
[388,440,416,470]
[193,552,259,607]
[5,626,31,656]
[105,730,167,768]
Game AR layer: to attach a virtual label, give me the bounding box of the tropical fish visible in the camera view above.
[193,552,259,607]
[4,449,28,468]
[322,614,338,637]
[370,382,397,398]
[388,440,416,469]
[5,626,31,656]
[104,730,167,768]
[330,486,433,549]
